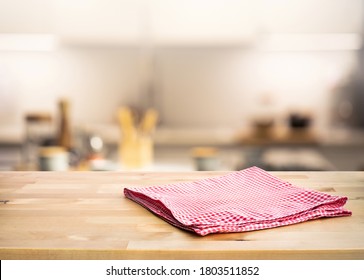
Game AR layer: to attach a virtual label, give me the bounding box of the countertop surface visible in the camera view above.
[0,171,363,260]
[2,125,364,147]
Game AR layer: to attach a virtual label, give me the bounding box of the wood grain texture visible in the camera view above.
[0,171,363,260]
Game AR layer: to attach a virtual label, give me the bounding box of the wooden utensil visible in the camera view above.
[139,108,158,135]
[117,107,137,140]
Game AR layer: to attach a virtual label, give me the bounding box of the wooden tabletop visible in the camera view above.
[0,171,363,260]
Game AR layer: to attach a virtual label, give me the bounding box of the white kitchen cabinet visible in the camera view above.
[149,0,257,46]
[0,0,362,46]
[0,0,54,33]
[51,0,142,46]
[259,0,363,33]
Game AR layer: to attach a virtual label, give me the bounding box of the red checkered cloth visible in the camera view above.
[124,166,351,236]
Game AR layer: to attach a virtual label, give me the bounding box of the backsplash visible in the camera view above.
[0,47,358,135]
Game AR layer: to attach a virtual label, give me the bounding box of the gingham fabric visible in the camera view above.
[124,166,351,236]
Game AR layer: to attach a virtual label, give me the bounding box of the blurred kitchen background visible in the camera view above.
[0,0,364,172]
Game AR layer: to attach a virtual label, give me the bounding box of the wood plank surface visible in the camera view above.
[0,171,363,260]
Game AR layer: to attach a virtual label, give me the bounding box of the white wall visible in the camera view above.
[157,49,357,128]
[0,48,140,124]
[0,47,357,130]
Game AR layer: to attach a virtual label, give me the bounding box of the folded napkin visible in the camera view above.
[124,166,351,236]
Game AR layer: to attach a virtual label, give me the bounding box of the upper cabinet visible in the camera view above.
[0,0,54,33]
[259,0,363,34]
[149,0,257,46]
[51,0,142,46]
[0,0,362,46]
[52,0,257,47]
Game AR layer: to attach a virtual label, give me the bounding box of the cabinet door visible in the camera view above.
[52,0,142,46]
[259,0,363,33]
[0,0,54,33]
[150,0,256,46]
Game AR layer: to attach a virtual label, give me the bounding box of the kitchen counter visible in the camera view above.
[0,171,363,260]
